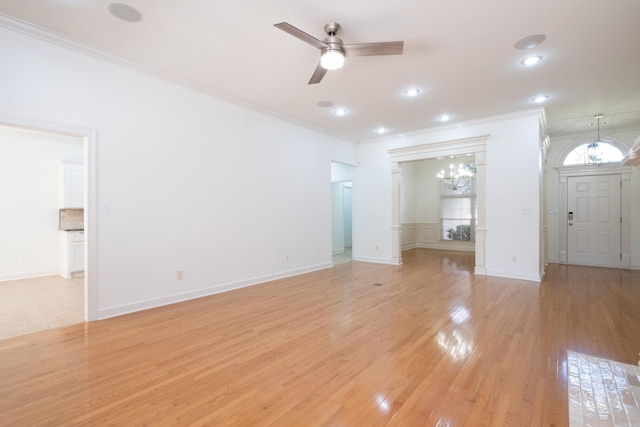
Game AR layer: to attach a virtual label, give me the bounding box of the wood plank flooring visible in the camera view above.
[0,249,638,426]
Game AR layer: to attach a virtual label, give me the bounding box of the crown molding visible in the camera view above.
[361,108,544,145]
[0,14,357,144]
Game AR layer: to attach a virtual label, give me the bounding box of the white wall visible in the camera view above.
[355,110,543,281]
[400,157,476,251]
[0,127,83,280]
[331,162,356,254]
[545,128,640,268]
[331,182,345,253]
[0,26,358,318]
[343,185,353,247]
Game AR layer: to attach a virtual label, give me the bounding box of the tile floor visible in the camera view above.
[0,275,84,340]
[568,351,640,426]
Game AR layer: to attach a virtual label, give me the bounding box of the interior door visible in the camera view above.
[567,174,620,267]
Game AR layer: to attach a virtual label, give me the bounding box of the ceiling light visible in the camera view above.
[374,127,388,134]
[587,114,606,165]
[320,49,344,70]
[438,114,452,122]
[515,34,546,49]
[334,108,348,117]
[532,95,549,103]
[404,88,420,97]
[437,157,475,191]
[317,100,333,108]
[521,56,542,66]
[107,2,143,22]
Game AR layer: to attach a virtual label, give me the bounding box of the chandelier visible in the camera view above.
[436,159,475,191]
[587,114,606,165]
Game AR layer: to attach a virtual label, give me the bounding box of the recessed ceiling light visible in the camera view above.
[374,127,388,134]
[334,108,348,117]
[514,34,546,50]
[107,2,143,23]
[521,56,542,66]
[532,95,549,103]
[404,88,420,97]
[317,101,333,108]
[437,114,452,122]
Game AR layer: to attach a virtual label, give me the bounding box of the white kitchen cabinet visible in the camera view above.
[60,160,84,208]
[60,231,84,278]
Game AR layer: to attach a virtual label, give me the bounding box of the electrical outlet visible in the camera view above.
[376,245,379,251]
[512,256,517,263]
[176,270,183,280]
[212,263,218,273]
[285,255,289,261]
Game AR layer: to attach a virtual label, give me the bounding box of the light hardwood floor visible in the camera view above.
[0,249,638,426]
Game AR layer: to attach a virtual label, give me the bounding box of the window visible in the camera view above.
[563,141,624,166]
[439,162,476,241]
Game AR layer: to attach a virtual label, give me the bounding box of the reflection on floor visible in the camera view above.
[332,246,352,265]
[568,351,640,426]
[0,275,84,341]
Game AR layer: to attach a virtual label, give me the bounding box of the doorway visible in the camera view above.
[331,162,356,265]
[332,182,353,265]
[388,135,489,272]
[567,174,621,267]
[0,116,97,339]
[557,165,631,268]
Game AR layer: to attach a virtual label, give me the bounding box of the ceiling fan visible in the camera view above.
[274,22,404,84]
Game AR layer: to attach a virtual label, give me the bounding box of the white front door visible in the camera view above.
[567,174,620,267]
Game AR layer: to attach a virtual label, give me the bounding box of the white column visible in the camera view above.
[474,152,487,275]
[621,171,631,268]
[391,162,403,265]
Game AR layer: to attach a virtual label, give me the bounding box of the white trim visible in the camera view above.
[485,268,542,283]
[401,222,475,252]
[389,136,488,276]
[554,136,629,168]
[0,113,98,321]
[98,262,333,319]
[556,166,632,269]
[362,108,543,144]
[0,270,60,282]
[388,135,490,163]
[353,256,399,265]
[0,14,357,144]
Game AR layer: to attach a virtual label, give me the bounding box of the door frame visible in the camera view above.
[0,113,98,321]
[557,164,631,267]
[388,135,489,272]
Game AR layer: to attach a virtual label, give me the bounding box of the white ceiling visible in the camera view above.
[1,0,639,142]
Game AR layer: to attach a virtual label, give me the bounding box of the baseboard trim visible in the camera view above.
[352,256,396,265]
[0,270,60,282]
[97,262,333,320]
[485,268,542,283]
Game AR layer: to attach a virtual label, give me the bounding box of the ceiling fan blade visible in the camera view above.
[343,41,404,57]
[308,63,328,85]
[274,22,328,50]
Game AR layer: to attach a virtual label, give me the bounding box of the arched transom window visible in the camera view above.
[562,140,624,166]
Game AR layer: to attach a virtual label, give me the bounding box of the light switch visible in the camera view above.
[100,203,111,215]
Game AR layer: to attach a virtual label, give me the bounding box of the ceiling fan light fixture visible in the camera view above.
[320,49,344,70]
